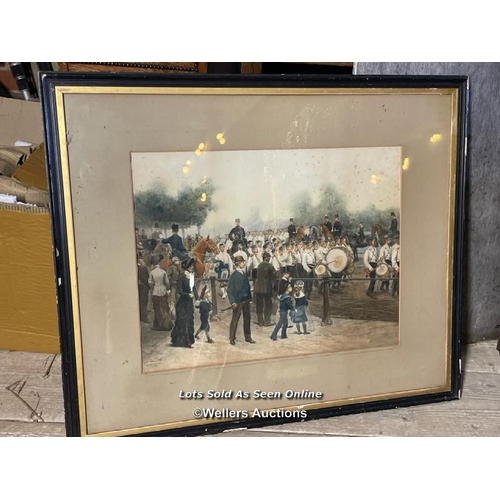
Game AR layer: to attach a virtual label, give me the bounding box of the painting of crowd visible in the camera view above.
[136,211,400,349]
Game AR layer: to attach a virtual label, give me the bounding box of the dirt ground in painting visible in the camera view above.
[141,262,399,372]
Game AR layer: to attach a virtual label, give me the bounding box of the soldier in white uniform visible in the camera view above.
[215,242,233,299]
[363,238,379,299]
[378,238,392,292]
[246,246,262,283]
[391,237,400,298]
[302,243,316,299]
[232,242,248,263]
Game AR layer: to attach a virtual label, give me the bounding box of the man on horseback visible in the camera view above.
[358,222,365,241]
[323,215,333,233]
[229,218,247,253]
[389,212,399,238]
[287,218,297,240]
[333,214,343,239]
[161,223,187,261]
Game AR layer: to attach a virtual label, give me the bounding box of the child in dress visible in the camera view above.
[292,280,309,334]
[195,287,214,343]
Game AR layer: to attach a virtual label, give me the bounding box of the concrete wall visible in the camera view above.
[357,62,500,344]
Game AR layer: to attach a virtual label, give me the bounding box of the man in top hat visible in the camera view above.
[227,255,255,345]
[162,223,187,260]
[287,218,297,240]
[389,212,399,238]
[333,214,343,240]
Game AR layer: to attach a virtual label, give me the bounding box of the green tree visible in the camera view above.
[318,184,347,221]
[294,191,316,226]
[134,190,177,227]
[173,178,216,233]
[134,178,216,232]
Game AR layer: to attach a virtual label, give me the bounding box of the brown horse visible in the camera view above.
[191,236,218,277]
[290,226,306,242]
[319,224,334,241]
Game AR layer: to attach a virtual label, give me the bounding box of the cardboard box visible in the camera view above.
[1,97,59,353]
[0,203,59,353]
[0,96,44,146]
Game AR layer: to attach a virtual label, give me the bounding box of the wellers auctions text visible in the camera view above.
[179,389,323,400]
[195,408,308,419]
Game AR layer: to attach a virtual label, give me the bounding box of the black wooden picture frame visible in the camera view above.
[41,73,467,437]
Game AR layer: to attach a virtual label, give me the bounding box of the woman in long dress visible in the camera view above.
[171,258,197,348]
[148,255,172,331]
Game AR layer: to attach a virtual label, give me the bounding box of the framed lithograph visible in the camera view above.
[41,73,467,437]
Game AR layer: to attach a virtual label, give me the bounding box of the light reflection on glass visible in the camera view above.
[430,134,442,143]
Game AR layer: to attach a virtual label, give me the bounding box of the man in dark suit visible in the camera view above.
[254,252,277,327]
[322,215,333,233]
[333,214,343,239]
[162,223,187,260]
[287,218,297,240]
[227,255,255,345]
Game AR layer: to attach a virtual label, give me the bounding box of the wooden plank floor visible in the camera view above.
[1,340,499,437]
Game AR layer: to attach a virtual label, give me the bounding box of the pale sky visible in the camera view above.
[132,147,401,234]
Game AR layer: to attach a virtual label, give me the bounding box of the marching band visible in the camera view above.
[137,213,400,345]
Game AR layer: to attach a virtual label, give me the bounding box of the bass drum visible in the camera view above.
[376,263,391,279]
[326,247,352,274]
[314,263,327,278]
